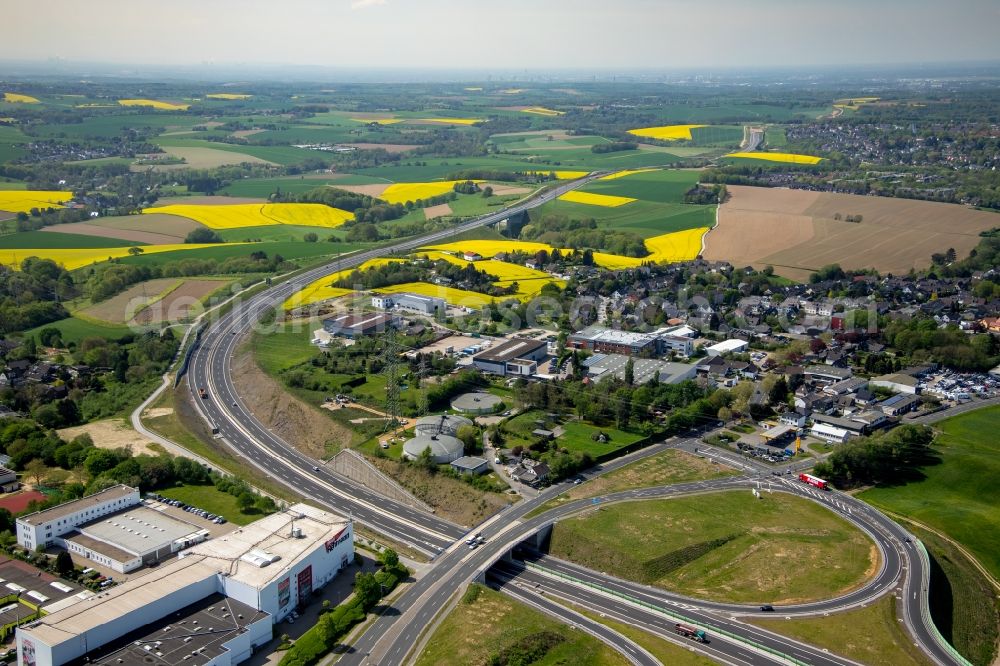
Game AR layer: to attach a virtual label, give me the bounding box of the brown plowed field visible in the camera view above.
[88,213,201,240]
[40,222,181,245]
[81,278,231,325]
[704,186,999,281]
[422,203,453,219]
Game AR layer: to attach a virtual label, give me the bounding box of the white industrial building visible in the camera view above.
[705,339,749,356]
[17,504,353,666]
[372,292,446,315]
[16,485,208,573]
[568,325,693,358]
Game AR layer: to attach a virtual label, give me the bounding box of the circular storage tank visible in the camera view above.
[450,391,502,415]
[402,434,464,464]
[414,414,473,437]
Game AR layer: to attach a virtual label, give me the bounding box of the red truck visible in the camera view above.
[799,472,828,490]
[675,623,707,642]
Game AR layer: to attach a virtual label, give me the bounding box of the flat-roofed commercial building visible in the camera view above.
[16,485,140,553]
[17,504,353,666]
[568,325,693,357]
[16,485,207,573]
[472,338,547,376]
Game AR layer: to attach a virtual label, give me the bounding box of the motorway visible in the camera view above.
[187,173,605,555]
[182,175,969,666]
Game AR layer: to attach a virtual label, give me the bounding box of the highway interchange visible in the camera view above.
[182,178,970,666]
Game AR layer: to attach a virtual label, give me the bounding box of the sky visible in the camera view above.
[3,0,999,72]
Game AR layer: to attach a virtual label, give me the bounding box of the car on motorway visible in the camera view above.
[312,466,320,471]
[760,604,775,612]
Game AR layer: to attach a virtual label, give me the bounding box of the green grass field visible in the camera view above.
[751,593,933,666]
[219,174,390,197]
[158,484,274,526]
[215,225,357,243]
[504,410,645,458]
[764,127,788,147]
[115,240,354,266]
[415,584,627,666]
[253,324,318,375]
[549,491,876,604]
[154,138,321,166]
[913,524,999,666]
[535,199,714,237]
[529,448,738,518]
[0,126,27,164]
[532,170,714,237]
[688,125,744,145]
[584,169,702,202]
[34,113,206,139]
[859,406,1000,581]
[24,315,132,344]
[0,230,144,248]
[648,103,834,122]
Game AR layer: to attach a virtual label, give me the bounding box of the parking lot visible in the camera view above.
[919,370,1000,401]
[143,495,237,539]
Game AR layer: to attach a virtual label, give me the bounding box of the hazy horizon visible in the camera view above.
[4,0,1000,72]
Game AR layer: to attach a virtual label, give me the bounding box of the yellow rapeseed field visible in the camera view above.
[524,170,590,180]
[350,118,403,125]
[3,93,40,104]
[558,191,636,208]
[725,152,823,165]
[413,251,468,266]
[379,180,482,204]
[0,244,230,272]
[420,118,482,125]
[147,203,353,229]
[378,283,494,309]
[118,99,190,111]
[598,168,660,181]
[521,107,564,116]
[644,227,708,262]
[0,191,74,213]
[422,240,557,259]
[627,124,707,141]
[282,258,406,309]
[206,93,252,100]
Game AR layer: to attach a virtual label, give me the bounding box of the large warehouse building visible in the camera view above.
[16,485,209,573]
[17,504,353,666]
[472,338,548,376]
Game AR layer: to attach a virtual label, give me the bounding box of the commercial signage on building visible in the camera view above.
[22,638,36,666]
[297,565,313,599]
[278,577,290,608]
[325,526,351,552]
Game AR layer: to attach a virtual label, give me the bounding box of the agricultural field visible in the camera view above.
[79,277,233,325]
[0,190,74,213]
[0,242,229,271]
[0,230,142,249]
[85,213,202,241]
[3,92,40,104]
[146,202,353,229]
[723,151,824,165]
[704,185,1000,281]
[153,145,277,169]
[0,126,27,163]
[205,93,252,100]
[548,491,877,604]
[627,124,707,141]
[118,99,190,111]
[860,406,1000,582]
[415,584,627,666]
[557,191,636,207]
[378,180,483,204]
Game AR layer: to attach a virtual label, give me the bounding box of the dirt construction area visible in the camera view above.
[58,419,161,456]
[704,185,1000,281]
[233,339,354,459]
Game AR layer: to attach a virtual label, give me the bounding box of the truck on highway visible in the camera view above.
[198,388,208,399]
[674,623,707,642]
[799,472,828,490]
